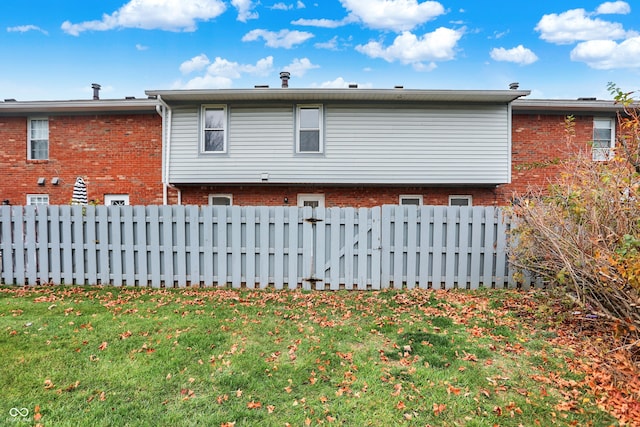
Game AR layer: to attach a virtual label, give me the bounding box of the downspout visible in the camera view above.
[156,95,172,204]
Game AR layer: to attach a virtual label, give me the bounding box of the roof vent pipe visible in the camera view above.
[509,82,519,90]
[91,83,101,100]
[280,71,290,88]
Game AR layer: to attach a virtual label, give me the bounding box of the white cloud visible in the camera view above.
[596,1,631,15]
[7,25,48,35]
[232,0,259,22]
[176,56,275,89]
[292,18,347,28]
[570,36,640,69]
[179,54,211,74]
[271,2,293,10]
[340,0,445,32]
[61,0,226,36]
[178,75,234,90]
[535,8,628,44]
[135,43,149,51]
[355,28,463,67]
[297,1,306,8]
[242,29,314,48]
[490,45,538,65]
[284,57,319,77]
[315,36,339,50]
[311,77,373,88]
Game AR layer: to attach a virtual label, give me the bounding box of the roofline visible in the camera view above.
[145,88,531,103]
[512,98,627,113]
[0,98,159,114]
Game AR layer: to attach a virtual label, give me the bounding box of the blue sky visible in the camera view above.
[1,0,639,101]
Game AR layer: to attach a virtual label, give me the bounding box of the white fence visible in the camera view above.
[0,205,528,289]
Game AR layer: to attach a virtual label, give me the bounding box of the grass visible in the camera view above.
[0,286,621,426]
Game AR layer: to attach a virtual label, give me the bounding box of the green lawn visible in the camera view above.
[0,286,621,426]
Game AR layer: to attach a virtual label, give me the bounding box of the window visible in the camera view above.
[449,195,472,206]
[209,194,232,206]
[27,194,49,205]
[593,118,614,161]
[297,105,322,153]
[104,194,130,205]
[28,118,49,160]
[297,193,325,208]
[201,105,227,153]
[400,195,423,205]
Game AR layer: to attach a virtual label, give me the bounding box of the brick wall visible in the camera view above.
[494,112,595,201]
[0,113,163,205]
[178,185,503,207]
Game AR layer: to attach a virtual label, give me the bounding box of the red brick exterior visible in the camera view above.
[0,108,605,207]
[177,185,503,207]
[0,113,164,205]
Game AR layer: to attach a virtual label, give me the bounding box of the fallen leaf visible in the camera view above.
[433,403,446,416]
[247,401,262,409]
[98,341,108,351]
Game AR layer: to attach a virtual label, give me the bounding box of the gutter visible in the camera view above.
[155,95,173,205]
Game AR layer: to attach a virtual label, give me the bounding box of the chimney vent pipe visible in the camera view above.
[91,83,101,100]
[279,71,290,88]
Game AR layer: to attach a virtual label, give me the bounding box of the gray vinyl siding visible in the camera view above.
[168,103,511,184]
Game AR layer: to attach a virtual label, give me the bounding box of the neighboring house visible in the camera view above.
[507,98,622,200]
[0,88,164,206]
[147,79,531,208]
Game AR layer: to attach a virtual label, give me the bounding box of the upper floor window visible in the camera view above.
[593,118,614,161]
[27,194,49,205]
[201,105,227,153]
[28,118,49,160]
[297,105,323,153]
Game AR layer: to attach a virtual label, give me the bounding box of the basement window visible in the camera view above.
[209,194,232,206]
[449,195,472,206]
[26,194,49,205]
[400,195,423,205]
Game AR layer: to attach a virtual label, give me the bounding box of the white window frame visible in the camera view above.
[208,194,233,206]
[593,117,615,161]
[26,194,49,205]
[201,104,228,154]
[104,194,130,205]
[296,105,323,153]
[399,195,423,205]
[297,193,325,208]
[449,195,472,206]
[28,117,49,160]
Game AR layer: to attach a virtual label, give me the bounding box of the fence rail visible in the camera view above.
[0,205,529,289]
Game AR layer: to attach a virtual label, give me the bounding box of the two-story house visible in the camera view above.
[147,80,531,208]
[1,78,624,208]
[0,88,164,206]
